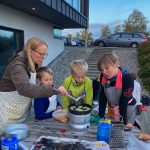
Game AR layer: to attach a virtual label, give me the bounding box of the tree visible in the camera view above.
[114,24,123,33]
[75,32,81,40]
[75,29,93,41]
[101,26,111,37]
[66,34,72,39]
[66,34,73,45]
[123,9,148,32]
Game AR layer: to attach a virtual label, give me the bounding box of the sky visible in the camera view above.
[63,0,150,39]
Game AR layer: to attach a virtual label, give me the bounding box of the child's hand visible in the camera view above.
[95,75,100,82]
[58,86,68,96]
[125,123,134,128]
[56,106,62,110]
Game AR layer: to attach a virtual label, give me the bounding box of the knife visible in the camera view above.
[67,94,78,102]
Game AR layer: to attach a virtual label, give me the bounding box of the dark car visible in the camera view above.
[76,39,85,46]
[94,32,147,48]
[63,37,72,46]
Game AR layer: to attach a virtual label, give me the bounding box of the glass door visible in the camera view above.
[0,27,24,79]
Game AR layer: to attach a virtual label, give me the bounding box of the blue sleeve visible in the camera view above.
[93,79,100,100]
[34,97,54,120]
[56,96,62,106]
[98,85,107,118]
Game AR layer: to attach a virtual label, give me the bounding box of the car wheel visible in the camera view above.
[130,43,138,48]
[98,41,105,47]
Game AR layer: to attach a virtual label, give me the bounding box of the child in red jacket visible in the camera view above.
[97,52,136,128]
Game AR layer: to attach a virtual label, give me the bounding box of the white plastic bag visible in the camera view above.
[52,110,69,123]
[126,134,150,150]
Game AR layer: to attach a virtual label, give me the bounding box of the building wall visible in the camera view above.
[0,4,64,66]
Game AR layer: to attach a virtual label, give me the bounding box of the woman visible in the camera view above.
[96,52,136,128]
[0,37,68,131]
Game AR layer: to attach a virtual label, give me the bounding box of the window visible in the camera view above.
[121,33,132,38]
[65,0,81,12]
[73,0,80,11]
[111,34,120,39]
[53,27,62,38]
[134,34,141,38]
[0,26,24,79]
[65,0,72,5]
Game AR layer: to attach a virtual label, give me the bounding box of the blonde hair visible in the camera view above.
[36,67,53,80]
[70,59,88,75]
[97,52,119,70]
[23,37,48,72]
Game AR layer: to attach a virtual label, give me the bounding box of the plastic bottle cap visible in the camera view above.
[99,123,110,128]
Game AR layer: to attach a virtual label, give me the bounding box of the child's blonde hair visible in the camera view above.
[36,67,53,80]
[70,59,88,75]
[97,52,119,70]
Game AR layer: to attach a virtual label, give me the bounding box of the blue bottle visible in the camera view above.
[1,137,19,150]
[97,122,111,144]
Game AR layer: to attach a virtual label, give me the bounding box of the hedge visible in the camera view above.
[137,41,150,93]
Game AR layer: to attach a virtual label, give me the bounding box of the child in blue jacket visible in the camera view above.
[34,67,62,120]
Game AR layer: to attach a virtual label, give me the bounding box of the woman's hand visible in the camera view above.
[58,86,68,96]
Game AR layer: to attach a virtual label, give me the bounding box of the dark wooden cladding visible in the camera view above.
[57,0,62,12]
[40,0,88,28]
[52,0,57,9]
[66,5,70,18]
[62,2,66,15]
[0,0,88,28]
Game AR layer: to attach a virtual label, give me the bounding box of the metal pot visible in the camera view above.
[68,104,92,132]
[68,104,92,115]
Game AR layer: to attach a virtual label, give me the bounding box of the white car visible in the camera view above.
[71,40,77,46]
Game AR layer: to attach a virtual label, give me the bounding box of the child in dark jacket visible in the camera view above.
[96,52,136,128]
[34,67,62,120]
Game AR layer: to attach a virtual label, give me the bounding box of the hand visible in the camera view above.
[58,86,68,96]
[56,106,62,110]
[95,75,100,82]
[125,123,134,128]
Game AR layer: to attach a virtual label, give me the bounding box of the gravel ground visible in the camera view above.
[113,48,139,74]
[113,48,149,96]
[48,46,149,96]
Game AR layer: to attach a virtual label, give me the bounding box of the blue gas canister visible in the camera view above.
[97,122,111,144]
[1,137,18,150]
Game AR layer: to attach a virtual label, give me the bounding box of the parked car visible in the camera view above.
[63,37,72,46]
[94,32,147,48]
[71,39,77,46]
[76,39,85,46]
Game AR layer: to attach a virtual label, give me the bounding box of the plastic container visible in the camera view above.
[52,110,69,123]
[5,124,28,141]
[97,123,111,144]
[1,137,18,150]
